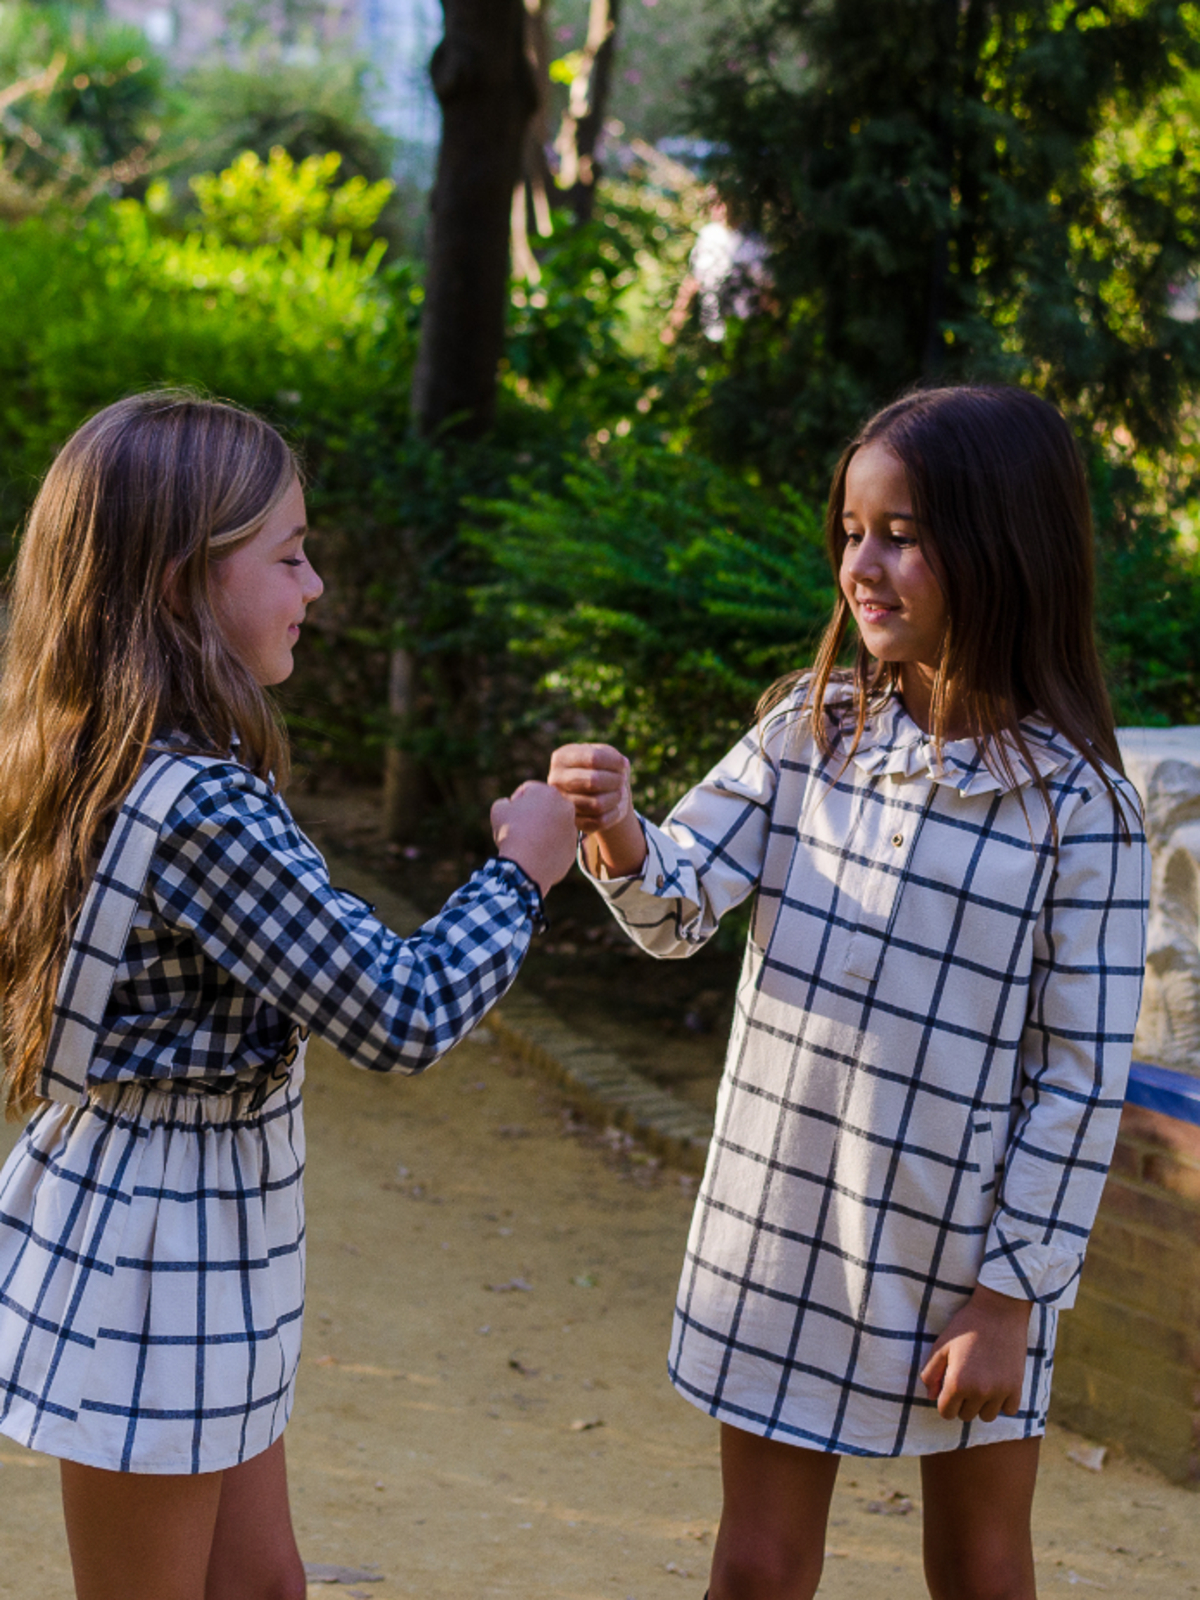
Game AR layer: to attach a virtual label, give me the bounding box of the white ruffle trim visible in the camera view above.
[844,697,1075,796]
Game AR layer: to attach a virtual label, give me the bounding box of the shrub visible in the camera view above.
[0,180,411,549]
[473,442,834,812]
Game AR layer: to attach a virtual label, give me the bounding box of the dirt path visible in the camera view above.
[0,1028,1198,1598]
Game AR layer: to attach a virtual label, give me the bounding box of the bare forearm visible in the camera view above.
[581,808,647,879]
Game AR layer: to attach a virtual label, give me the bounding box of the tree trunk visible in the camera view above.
[555,0,622,225]
[411,0,537,439]
[512,0,554,283]
[382,644,424,842]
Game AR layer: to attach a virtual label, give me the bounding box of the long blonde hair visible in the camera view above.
[0,391,298,1116]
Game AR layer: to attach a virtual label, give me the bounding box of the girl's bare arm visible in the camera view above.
[548,743,646,878]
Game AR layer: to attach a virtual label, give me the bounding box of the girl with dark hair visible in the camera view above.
[0,391,576,1599]
[550,386,1149,1600]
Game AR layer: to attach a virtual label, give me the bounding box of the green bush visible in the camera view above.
[0,141,1194,839]
[473,443,834,812]
[0,182,411,547]
[185,148,394,251]
[0,2,170,215]
[1092,462,1200,728]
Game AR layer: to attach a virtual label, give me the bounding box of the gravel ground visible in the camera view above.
[0,1028,1198,1598]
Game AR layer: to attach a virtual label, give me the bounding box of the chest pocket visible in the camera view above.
[843,779,936,982]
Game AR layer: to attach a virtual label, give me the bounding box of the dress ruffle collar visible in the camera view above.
[840,695,1075,797]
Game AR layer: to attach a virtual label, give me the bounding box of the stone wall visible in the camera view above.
[1121,728,1200,1076]
[1052,729,1200,1480]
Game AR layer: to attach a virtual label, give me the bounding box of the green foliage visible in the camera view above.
[472,443,834,811]
[1091,463,1200,726]
[685,0,1200,484]
[186,147,394,251]
[0,2,169,213]
[506,195,670,421]
[166,52,396,192]
[0,170,410,551]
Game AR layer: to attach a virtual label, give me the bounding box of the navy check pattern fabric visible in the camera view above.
[587,687,1149,1456]
[89,760,543,1090]
[0,1069,307,1473]
[0,753,542,1472]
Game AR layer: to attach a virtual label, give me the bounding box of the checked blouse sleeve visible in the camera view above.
[585,719,783,958]
[977,779,1150,1308]
[149,770,543,1074]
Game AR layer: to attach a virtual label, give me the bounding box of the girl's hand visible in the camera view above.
[548,744,646,879]
[547,743,632,834]
[919,1284,1031,1423]
[490,781,577,897]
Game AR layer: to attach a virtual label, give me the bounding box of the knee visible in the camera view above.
[710,1534,822,1600]
[270,1561,308,1600]
[215,1558,307,1600]
[925,1553,1033,1600]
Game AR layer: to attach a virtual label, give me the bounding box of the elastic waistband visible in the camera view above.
[82,1053,306,1130]
[79,1024,309,1124]
[82,1067,305,1131]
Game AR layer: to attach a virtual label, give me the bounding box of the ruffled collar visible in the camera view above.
[840,694,1075,796]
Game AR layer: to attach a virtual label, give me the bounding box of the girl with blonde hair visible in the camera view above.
[0,390,575,1599]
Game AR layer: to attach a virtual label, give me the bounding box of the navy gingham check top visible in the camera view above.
[86,760,543,1090]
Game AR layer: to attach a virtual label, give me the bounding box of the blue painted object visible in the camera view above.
[1125,1060,1200,1128]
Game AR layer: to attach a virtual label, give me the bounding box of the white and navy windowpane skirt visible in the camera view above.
[0,1064,305,1474]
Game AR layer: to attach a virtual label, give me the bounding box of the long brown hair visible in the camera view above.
[760,384,1127,818]
[0,391,299,1116]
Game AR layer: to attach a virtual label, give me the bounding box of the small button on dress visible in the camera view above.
[586,686,1148,1458]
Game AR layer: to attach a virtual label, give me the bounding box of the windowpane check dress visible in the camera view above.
[0,751,543,1474]
[589,690,1149,1457]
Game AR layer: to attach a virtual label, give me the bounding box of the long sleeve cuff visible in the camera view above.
[977,1212,1085,1307]
[489,855,549,934]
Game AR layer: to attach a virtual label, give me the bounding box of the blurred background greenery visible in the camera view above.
[2,0,1200,841]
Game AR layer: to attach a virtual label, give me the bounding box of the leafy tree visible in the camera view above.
[686,0,1200,483]
[165,53,397,191]
[411,0,537,440]
[0,3,169,212]
[473,443,834,810]
[551,0,732,147]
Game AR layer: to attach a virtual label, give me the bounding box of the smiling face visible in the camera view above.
[839,441,948,722]
[209,477,323,686]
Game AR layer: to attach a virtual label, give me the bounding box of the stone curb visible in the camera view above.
[486,994,713,1174]
[305,826,714,1174]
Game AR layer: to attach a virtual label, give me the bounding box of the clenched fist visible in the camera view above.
[547,743,632,834]
[548,743,646,879]
[490,781,577,897]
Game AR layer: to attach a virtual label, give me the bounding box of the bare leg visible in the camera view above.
[921,1437,1040,1600]
[204,1438,306,1600]
[708,1423,840,1600]
[60,1459,223,1600]
[60,1438,305,1600]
